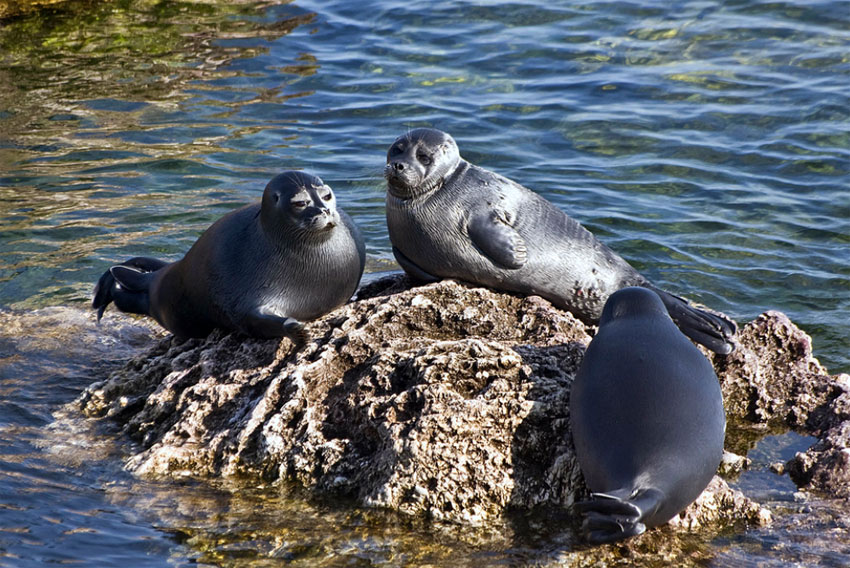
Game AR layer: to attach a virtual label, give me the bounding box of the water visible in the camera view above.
[1,0,848,565]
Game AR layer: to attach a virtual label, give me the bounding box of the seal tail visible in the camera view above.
[92,257,168,321]
[575,488,664,545]
[646,286,737,355]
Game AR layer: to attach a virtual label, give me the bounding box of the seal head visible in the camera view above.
[261,171,341,237]
[385,128,461,199]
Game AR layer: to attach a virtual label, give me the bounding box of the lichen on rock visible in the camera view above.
[76,273,845,536]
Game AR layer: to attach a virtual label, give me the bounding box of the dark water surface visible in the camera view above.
[1,1,848,566]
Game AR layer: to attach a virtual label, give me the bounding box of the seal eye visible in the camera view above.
[417,152,432,165]
[291,200,308,209]
[321,193,332,201]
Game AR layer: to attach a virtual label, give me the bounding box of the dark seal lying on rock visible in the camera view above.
[571,287,726,544]
[92,171,366,341]
[78,273,850,548]
[384,128,737,354]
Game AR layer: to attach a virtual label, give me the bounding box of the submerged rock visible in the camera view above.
[76,274,843,537]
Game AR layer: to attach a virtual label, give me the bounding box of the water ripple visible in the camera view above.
[1,1,850,566]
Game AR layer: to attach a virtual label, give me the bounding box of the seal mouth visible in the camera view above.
[302,211,338,234]
[384,165,413,197]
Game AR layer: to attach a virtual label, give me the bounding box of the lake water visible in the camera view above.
[1,0,848,565]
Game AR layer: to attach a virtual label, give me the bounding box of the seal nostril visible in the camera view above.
[394,162,405,172]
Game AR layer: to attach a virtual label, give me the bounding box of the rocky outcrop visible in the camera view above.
[77,274,845,535]
[785,373,850,497]
[706,310,850,500]
[710,311,836,427]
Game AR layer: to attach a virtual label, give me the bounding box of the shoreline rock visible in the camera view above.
[76,274,847,537]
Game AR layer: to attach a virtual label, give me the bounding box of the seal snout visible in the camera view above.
[384,161,419,198]
[384,160,408,180]
[303,207,339,233]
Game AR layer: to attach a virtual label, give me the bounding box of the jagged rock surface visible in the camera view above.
[786,373,850,497]
[77,274,845,531]
[710,311,836,427]
[80,276,594,525]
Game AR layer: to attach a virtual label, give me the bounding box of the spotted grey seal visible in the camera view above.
[569,286,726,544]
[384,128,736,354]
[92,171,366,342]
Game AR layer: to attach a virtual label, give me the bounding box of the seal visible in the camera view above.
[92,171,366,342]
[384,128,736,354]
[569,287,726,544]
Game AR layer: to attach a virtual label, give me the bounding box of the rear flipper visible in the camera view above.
[575,488,664,545]
[92,257,168,321]
[647,286,738,355]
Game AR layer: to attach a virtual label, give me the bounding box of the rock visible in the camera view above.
[709,311,833,426]
[707,311,850,499]
[79,276,593,525]
[718,450,750,478]
[786,374,850,497]
[76,274,844,536]
[667,476,771,531]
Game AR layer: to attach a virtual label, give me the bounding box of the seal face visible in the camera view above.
[569,287,726,544]
[383,127,737,354]
[385,128,460,199]
[93,171,366,342]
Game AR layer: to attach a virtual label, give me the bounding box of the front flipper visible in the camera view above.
[391,246,440,283]
[241,310,308,345]
[647,285,738,355]
[574,488,664,545]
[467,209,527,269]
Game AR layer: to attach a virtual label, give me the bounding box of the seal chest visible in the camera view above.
[569,287,726,544]
[92,171,366,343]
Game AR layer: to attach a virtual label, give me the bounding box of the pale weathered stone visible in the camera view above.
[76,273,846,534]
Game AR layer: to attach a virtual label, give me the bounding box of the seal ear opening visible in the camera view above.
[109,265,151,292]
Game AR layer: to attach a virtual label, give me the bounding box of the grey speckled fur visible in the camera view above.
[384,128,736,354]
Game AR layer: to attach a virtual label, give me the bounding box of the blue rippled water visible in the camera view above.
[1,1,848,566]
